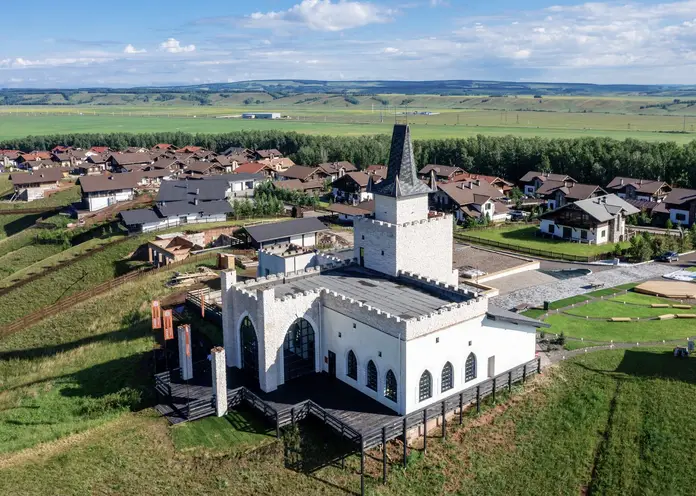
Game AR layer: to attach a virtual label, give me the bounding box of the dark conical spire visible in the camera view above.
[369,124,432,198]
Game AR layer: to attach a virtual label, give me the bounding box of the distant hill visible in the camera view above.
[2,79,696,107]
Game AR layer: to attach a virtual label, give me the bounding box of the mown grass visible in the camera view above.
[0,213,43,239]
[0,185,80,211]
[460,226,631,258]
[610,291,683,306]
[564,301,676,319]
[171,409,275,453]
[548,294,591,310]
[0,258,216,454]
[545,313,694,342]
[1,349,695,495]
[0,244,65,280]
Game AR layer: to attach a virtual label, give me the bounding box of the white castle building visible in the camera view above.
[220,124,547,415]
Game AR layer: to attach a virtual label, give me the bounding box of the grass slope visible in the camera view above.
[0,185,80,211]
[1,349,695,495]
[459,226,630,258]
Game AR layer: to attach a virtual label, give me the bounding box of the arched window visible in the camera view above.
[465,353,477,382]
[385,370,397,402]
[239,316,259,384]
[347,350,357,380]
[441,361,454,392]
[283,318,315,381]
[419,370,432,402]
[366,360,378,391]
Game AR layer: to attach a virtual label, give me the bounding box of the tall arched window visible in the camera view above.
[441,361,454,392]
[366,360,378,391]
[465,353,477,382]
[419,370,432,402]
[239,316,259,384]
[347,350,357,380]
[283,318,315,381]
[385,370,397,402]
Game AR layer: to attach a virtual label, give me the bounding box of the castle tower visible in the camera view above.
[354,124,458,284]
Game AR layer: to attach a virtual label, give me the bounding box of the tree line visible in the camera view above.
[4,130,696,188]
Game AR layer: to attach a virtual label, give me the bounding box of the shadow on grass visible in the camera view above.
[2,214,43,237]
[572,349,696,384]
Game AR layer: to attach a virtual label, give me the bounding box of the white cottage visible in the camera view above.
[220,124,547,415]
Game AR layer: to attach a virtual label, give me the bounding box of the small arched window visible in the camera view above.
[465,353,477,382]
[441,361,454,392]
[419,370,432,402]
[366,360,378,391]
[347,350,357,380]
[385,370,397,402]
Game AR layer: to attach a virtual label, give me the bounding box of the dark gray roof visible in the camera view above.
[157,200,232,217]
[157,179,228,202]
[244,217,327,243]
[272,265,465,319]
[370,124,432,198]
[486,305,551,328]
[120,208,161,226]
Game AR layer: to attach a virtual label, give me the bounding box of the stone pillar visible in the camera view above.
[177,325,193,380]
[148,245,153,263]
[221,270,237,368]
[211,346,227,417]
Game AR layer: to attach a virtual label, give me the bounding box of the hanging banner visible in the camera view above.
[151,300,162,329]
[184,324,192,357]
[163,309,174,341]
[200,292,206,318]
[177,324,193,380]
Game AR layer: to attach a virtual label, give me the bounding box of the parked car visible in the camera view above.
[509,210,527,221]
[657,251,679,262]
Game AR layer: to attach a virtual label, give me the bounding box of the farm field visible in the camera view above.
[2,107,696,143]
[0,348,694,495]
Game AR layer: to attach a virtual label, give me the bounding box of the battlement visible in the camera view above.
[398,270,478,299]
[322,288,404,325]
[355,213,452,230]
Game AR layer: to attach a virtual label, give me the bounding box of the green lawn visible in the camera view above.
[0,213,43,239]
[0,244,65,280]
[0,185,80,211]
[545,313,694,342]
[564,301,675,319]
[172,409,275,453]
[548,294,591,310]
[458,226,630,259]
[610,291,682,306]
[1,349,695,495]
[0,258,216,454]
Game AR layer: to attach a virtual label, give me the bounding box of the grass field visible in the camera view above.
[1,349,695,495]
[459,226,630,258]
[0,184,80,211]
[2,108,696,144]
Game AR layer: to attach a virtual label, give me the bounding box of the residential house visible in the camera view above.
[418,164,464,182]
[85,153,109,171]
[276,165,327,182]
[240,217,327,249]
[450,172,514,196]
[108,153,154,172]
[16,151,52,168]
[174,146,204,154]
[222,146,254,160]
[147,234,203,267]
[519,171,576,196]
[254,148,283,160]
[331,171,374,203]
[210,155,239,173]
[272,179,325,194]
[260,156,295,172]
[124,147,149,153]
[0,150,21,170]
[317,161,358,181]
[605,177,671,203]
[199,173,266,197]
[87,146,111,155]
[182,161,228,177]
[9,169,64,201]
[78,173,140,211]
[120,179,232,232]
[652,188,696,226]
[72,163,103,176]
[152,144,174,151]
[539,194,639,245]
[535,180,606,209]
[234,162,274,178]
[432,178,510,223]
[327,200,374,223]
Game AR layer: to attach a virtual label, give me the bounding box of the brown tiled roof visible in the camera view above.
[419,164,464,178]
[332,171,372,188]
[276,166,322,181]
[437,179,502,207]
[10,169,64,186]
[536,180,604,200]
[256,148,283,159]
[605,176,669,195]
[235,162,269,174]
[317,161,357,175]
[78,173,140,193]
[663,188,696,206]
[110,153,153,166]
[328,200,375,216]
[519,171,575,183]
[272,179,324,192]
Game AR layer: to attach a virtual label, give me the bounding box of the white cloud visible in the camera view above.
[158,38,196,53]
[248,0,393,31]
[382,46,401,54]
[123,44,146,54]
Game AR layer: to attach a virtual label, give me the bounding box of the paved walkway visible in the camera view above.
[492,262,675,310]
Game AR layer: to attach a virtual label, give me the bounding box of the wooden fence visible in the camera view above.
[0,252,217,339]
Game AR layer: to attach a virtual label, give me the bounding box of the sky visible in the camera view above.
[2,0,696,88]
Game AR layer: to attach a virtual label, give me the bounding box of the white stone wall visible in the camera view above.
[403,315,536,414]
[322,306,405,413]
[396,215,457,284]
[374,194,429,224]
[86,189,133,211]
[257,250,317,277]
[354,219,398,275]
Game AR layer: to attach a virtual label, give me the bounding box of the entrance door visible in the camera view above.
[359,247,365,266]
[562,226,571,239]
[328,351,336,379]
[487,356,496,378]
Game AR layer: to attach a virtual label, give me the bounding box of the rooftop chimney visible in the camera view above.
[194,198,199,206]
[620,178,624,186]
